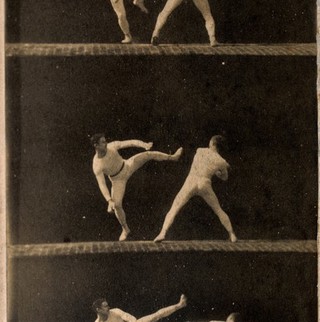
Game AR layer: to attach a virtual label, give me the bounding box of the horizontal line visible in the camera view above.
[5,43,316,57]
[7,240,317,258]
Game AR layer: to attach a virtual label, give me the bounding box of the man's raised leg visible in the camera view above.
[128,147,183,174]
[133,0,149,13]
[137,295,187,322]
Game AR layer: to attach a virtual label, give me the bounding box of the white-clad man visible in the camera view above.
[151,0,217,46]
[91,133,183,241]
[154,135,237,243]
[92,294,187,322]
[109,0,148,44]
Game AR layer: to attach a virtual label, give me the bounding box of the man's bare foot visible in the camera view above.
[121,34,132,44]
[209,36,218,47]
[230,232,237,243]
[154,232,166,243]
[170,147,183,161]
[119,229,131,241]
[178,294,187,308]
[151,36,160,46]
[133,0,149,13]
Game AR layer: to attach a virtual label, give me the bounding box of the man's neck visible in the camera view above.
[97,313,109,322]
[96,149,107,158]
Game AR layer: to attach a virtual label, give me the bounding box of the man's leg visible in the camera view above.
[199,183,237,242]
[151,0,183,45]
[111,179,131,241]
[133,0,149,14]
[192,0,217,46]
[127,147,183,174]
[110,0,132,43]
[137,295,187,322]
[154,177,195,242]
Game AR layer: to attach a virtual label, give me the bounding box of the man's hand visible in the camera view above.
[144,142,153,150]
[107,199,115,213]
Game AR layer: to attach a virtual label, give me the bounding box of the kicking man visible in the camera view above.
[109,0,148,44]
[154,135,237,243]
[93,294,187,322]
[91,133,183,241]
[151,0,217,46]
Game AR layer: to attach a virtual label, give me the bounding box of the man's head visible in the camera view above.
[226,312,242,322]
[91,133,107,151]
[209,135,227,152]
[92,298,110,316]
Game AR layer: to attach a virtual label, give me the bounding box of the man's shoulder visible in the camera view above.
[110,308,124,314]
[92,155,103,174]
[196,147,207,153]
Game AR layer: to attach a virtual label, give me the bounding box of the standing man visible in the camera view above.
[154,135,237,243]
[151,0,217,46]
[92,294,187,322]
[109,0,149,44]
[91,133,183,241]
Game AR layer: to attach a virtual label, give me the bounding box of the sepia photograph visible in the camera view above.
[4,0,318,321]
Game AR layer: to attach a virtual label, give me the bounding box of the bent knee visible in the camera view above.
[113,203,124,211]
[116,12,126,20]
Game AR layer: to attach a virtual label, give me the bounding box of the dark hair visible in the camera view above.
[209,135,228,151]
[227,312,243,322]
[90,133,105,147]
[92,298,107,312]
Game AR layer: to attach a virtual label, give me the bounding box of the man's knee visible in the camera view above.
[117,13,126,21]
[113,202,124,212]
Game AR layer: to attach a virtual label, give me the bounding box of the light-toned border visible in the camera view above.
[1,0,6,320]
[317,0,320,319]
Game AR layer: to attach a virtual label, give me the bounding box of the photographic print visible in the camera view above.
[4,0,318,321]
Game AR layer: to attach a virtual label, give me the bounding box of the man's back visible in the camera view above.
[189,147,229,179]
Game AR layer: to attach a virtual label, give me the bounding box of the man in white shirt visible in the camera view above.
[93,294,187,322]
[154,135,237,243]
[151,0,217,46]
[91,133,183,241]
[109,0,148,44]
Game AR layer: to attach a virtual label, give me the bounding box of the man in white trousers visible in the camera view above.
[91,133,183,241]
[151,0,217,46]
[154,135,237,243]
[93,294,187,322]
[109,0,148,44]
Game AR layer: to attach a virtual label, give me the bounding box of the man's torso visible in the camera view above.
[93,144,124,176]
[189,148,228,179]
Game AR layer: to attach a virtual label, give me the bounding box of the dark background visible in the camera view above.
[6,1,318,321]
[6,55,317,245]
[9,252,317,322]
[6,0,316,44]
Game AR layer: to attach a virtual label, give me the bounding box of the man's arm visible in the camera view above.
[111,140,153,150]
[112,309,137,322]
[215,167,228,181]
[95,172,115,208]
